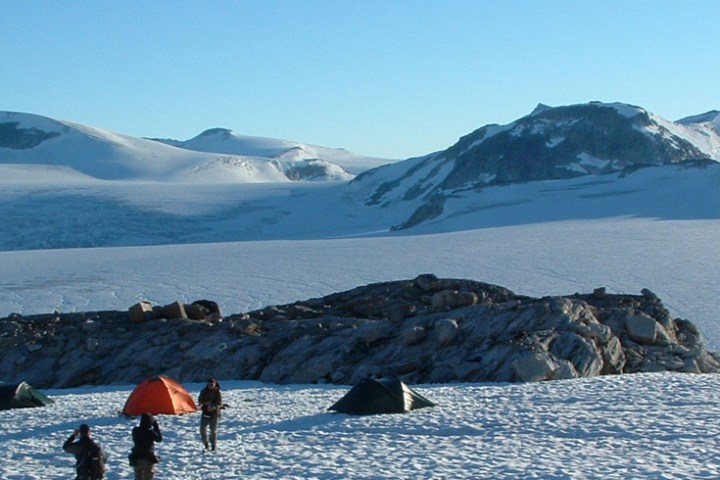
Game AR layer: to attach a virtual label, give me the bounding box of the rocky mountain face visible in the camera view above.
[444,103,709,184]
[0,120,60,150]
[1,275,716,389]
[352,102,719,229]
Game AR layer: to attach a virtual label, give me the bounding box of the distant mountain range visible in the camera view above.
[1,102,718,184]
[0,111,391,182]
[0,102,718,249]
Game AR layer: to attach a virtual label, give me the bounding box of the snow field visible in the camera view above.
[2,373,720,479]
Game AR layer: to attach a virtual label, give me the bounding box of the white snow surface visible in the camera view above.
[0,112,393,182]
[3,373,720,479]
[172,129,394,174]
[648,112,720,160]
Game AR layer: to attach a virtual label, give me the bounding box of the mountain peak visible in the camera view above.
[525,102,646,121]
[198,127,233,138]
[530,103,552,115]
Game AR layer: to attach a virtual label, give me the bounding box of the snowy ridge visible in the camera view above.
[0,112,391,182]
[0,111,291,182]
[675,110,720,159]
[605,101,647,118]
[151,127,393,176]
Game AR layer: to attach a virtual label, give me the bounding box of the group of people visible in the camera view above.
[63,377,223,480]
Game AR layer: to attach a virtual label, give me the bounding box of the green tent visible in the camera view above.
[0,382,54,410]
[328,377,435,415]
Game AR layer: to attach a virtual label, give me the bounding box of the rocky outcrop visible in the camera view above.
[0,121,60,149]
[0,275,717,388]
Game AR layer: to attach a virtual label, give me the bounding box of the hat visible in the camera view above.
[79,423,90,435]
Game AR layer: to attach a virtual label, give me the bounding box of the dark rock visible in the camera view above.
[0,276,716,388]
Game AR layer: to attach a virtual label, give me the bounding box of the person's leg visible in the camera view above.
[145,460,156,480]
[200,416,210,449]
[135,459,154,479]
[210,416,219,450]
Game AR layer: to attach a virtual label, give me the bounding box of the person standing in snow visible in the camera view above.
[131,413,162,480]
[198,377,223,451]
[62,423,106,480]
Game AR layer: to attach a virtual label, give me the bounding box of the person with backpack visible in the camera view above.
[197,377,222,451]
[62,423,106,480]
[130,413,163,480]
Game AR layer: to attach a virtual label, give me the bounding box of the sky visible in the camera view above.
[2,0,718,159]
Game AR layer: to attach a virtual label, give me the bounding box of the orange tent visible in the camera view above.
[122,375,197,416]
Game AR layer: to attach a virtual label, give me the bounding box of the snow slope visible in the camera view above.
[0,111,270,181]
[155,127,394,174]
[0,112,388,182]
[676,110,720,159]
[0,161,716,250]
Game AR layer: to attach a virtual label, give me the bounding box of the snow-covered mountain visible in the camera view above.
[0,102,718,250]
[151,127,393,176]
[676,109,720,158]
[0,112,389,182]
[350,102,720,229]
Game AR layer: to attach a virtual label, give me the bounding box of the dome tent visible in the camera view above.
[328,376,435,415]
[122,375,197,416]
[0,381,54,410]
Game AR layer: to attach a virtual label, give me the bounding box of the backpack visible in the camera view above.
[78,441,106,480]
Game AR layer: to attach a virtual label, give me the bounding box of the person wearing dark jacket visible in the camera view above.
[131,413,163,480]
[197,377,223,451]
[63,423,104,480]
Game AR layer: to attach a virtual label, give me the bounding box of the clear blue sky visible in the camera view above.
[2,0,718,159]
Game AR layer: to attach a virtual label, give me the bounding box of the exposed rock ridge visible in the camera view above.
[0,275,717,388]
